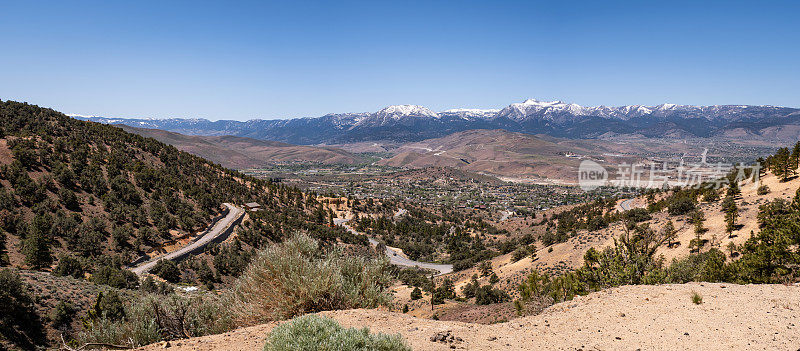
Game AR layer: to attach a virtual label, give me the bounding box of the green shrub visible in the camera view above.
[668,197,696,216]
[50,301,76,331]
[90,265,138,289]
[212,239,253,277]
[0,268,46,350]
[511,245,537,262]
[396,267,433,291]
[461,275,479,298]
[478,261,493,277]
[59,187,81,211]
[152,259,181,283]
[701,189,719,203]
[230,233,392,323]
[139,276,173,295]
[623,208,651,223]
[263,314,410,351]
[410,287,422,300]
[0,229,8,266]
[87,291,126,322]
[475,285,510,305]
[520,223,670,304]
[756,185,770,195]
[53,254,84,278]
[691,291,703,304]
[489,272,499,285]
[79,293,234,348]
[666,249,729,283]
[430,278,455,305]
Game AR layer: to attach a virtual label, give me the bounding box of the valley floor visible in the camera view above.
[138,282,799,350]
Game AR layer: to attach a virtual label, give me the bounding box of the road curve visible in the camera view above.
[130,203,245,275]
[334,218,453,275]
[619,198,636,211]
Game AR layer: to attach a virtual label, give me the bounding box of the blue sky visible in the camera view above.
[1,0,798,120]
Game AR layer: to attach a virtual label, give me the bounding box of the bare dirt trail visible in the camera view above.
[138,283,800,351]
[130,203,245,275]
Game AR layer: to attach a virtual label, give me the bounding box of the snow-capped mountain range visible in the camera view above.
[76,99,800,144]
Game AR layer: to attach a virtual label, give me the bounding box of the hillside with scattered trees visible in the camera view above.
[0,100,365,274]
[0,100,380,350]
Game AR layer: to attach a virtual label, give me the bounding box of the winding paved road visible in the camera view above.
[619,198,637,211]
[334,218,453,275]
[130,203,245,275]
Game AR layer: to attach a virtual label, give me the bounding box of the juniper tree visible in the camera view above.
[0,229,8,266]
[410,287,422,300]
[722,196,739,237]
[726,181,741,198]
[690,210,706,253]
[662,220,677,248]
[22,230,52,269]
[478,261,493,277]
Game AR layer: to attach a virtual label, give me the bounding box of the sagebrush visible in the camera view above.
[229,233,393,323]
[263,314,410,351]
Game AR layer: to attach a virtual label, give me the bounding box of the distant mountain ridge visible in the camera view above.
[77,99,800,143]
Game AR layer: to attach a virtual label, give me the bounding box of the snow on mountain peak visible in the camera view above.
[441,108,500,114]
[655,103,678,111]
[502,99,588,120]
[520,99,565,107]
[440,108,500,119]
[351,104,440,128]
[377,105,438,119]
[498,98,683,121]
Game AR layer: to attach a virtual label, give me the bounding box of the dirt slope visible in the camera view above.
[378,130,590,180]
[122,125,363,168]
[138,283,799,351]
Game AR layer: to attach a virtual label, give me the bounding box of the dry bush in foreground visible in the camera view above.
[229,233,392,324]
[77,293,234,347]
[78,233,391,347]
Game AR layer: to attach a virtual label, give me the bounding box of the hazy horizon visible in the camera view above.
[64,97,800,122]
[2,1,799,121]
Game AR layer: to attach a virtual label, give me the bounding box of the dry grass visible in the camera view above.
[228,233,393,324]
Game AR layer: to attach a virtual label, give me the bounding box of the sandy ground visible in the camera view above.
[139,283,800,351]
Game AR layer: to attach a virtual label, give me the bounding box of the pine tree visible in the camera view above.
[0,230,9,266]
[756,157,766,177]
[478,261,493,277]
[662,220,677,248]
[489,272,499,285]
[726,181,741,198]
[773,147,792,181]
[690,210,706,253]
[22,231,52,269]
[722,196,739,237]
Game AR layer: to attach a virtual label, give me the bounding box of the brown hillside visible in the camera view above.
[378,129,595,180]
[444,170,800,302]
[121,125,364,169]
